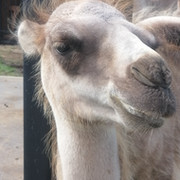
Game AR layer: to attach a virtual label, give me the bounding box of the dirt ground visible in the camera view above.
[0,45,23,66]
[0,45,23,76]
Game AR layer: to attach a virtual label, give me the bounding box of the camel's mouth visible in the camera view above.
[110,95,164,128]
[120,99,164,128]
[110,74,176,128]
[109,82,176,128]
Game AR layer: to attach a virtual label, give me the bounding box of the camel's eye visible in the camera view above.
[56,43,71,55]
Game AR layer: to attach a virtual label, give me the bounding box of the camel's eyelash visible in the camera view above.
[53,37,82,55]
[55,43,72,56]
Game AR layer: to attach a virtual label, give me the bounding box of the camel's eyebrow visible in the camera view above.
[49,28,83,45]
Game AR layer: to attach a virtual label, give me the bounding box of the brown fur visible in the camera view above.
[133,0,179,23]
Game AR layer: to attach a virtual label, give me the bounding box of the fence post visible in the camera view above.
[24,56,52,180]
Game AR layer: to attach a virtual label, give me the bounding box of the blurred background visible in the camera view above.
[0,1,23,180]
[0,0,22,76]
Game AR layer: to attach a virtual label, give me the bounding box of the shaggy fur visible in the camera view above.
[133,1,179,23]
[21,0,133,23]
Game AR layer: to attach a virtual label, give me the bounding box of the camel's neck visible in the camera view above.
[56,119,120,180]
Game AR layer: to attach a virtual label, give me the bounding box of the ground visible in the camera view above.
[0,76,23,180]
[0,45,23,76]
[0,45,23,180]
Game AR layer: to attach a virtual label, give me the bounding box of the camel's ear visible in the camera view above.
[18,20,45,56]
[137,16,180,48]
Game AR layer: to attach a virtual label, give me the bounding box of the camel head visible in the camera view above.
[18,1,176,128]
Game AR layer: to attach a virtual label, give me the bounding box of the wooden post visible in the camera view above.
[0,0,10,31]
[24,56,52,180]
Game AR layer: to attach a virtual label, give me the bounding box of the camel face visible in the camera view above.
[18,1,180,179]
[18,1,175,128]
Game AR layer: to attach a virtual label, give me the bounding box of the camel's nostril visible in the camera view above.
[147,62,172,88]
[131,66,157,87]
[130,56,172,88]
[160,65,172,88]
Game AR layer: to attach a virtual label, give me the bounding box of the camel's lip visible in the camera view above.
[120,100,164,128]
[110,95,164,128]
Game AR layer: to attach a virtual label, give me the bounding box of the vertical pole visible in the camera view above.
[1,0,10,31]
[24,57,52,180]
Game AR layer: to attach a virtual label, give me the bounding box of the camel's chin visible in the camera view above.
[120,100,164,128]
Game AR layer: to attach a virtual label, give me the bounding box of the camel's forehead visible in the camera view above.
[45,16,110,48]
[49,0,125,22]
[45,1,127,41]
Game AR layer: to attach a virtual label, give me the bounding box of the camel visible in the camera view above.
[17,0,180,179]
